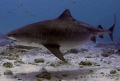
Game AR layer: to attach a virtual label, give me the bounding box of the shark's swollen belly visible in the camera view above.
[13,33,93,50]
[59,35,92,50]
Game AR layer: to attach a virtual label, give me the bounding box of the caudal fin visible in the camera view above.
[108,15,116,41]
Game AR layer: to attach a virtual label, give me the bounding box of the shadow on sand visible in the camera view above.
[8,67,102,81]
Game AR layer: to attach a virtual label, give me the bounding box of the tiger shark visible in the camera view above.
[7,9,116,62]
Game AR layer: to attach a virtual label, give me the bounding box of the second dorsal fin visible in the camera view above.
[98,25,103,29]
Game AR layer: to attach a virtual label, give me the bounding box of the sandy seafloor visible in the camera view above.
[0,36,120,81]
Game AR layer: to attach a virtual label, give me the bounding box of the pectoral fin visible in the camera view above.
[43,44,66,62]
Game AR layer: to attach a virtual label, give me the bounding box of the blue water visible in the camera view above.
[0,0,120,41]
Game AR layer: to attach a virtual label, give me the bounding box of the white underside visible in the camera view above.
[14,41,90,50]
[14,34,92,50]
[14,41,46,49]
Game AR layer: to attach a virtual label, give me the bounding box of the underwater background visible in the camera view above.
[0,0,120,81]
[0,0,120,41]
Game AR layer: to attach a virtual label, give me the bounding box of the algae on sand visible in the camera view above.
[36,71,51,80]
[3,62,14,68]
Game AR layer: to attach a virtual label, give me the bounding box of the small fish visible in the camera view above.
[23,11,29,13]
[7,11,12,13]
[18,3,23,8]
[70,1,76,4]
[6,9,116,62]
[30,15,35,17]
[13,9,16,11]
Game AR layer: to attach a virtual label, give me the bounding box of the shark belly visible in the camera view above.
[13,32,92,50]
[59,33,93,50]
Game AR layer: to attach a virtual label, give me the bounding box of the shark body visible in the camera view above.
[7,9,116,62]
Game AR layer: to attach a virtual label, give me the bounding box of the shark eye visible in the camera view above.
[13,33,17,37]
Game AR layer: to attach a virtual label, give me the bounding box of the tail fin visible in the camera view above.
[108,15,116,41]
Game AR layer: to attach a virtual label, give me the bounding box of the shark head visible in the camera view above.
[6,9,75,47]
[7,30,22,41]
[7,28,34,46]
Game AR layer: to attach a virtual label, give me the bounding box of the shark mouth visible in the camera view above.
[13,40,17,42]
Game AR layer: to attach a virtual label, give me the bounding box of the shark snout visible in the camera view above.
[6,33,11,37]
[6,33,17,41]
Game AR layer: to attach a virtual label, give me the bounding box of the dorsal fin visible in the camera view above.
[58,9,75,20]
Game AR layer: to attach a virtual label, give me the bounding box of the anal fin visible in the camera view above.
[43,44,66,62]
[97,25,104,38]
[99,35,103,38]
[91,36,96,42]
